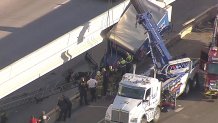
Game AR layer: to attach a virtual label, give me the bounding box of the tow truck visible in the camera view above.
[105,0,199,122]
[200,15,218,98]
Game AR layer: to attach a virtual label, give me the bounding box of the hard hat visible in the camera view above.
[97,71,101,75]
[102,68,106,72]
[109,66,113,70]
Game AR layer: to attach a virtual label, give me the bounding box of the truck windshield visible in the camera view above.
[208,63,218,75]
[118,84,145,99]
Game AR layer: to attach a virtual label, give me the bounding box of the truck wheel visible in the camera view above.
[152,107,161,123]
[140,115,147,123]
[191,75,199,89]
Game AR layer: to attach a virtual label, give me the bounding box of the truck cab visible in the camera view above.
[105,73,161,123]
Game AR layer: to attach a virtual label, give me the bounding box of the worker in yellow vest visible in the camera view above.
[126,52,133,73]
[117,57,127,76]
[95,71,103,98]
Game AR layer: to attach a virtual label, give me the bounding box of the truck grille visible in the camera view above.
[111,109,129,123]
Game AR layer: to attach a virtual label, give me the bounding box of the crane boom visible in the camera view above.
[132,0,172,69]
[137,12,172,69]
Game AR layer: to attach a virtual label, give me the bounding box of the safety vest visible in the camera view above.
[119,59,126,68]
[126,54,133,63]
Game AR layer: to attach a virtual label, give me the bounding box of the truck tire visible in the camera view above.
[191,75,199,89]
[152,107,161,123]
[140,115,147,123]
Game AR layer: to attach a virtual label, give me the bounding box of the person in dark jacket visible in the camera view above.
[62,95,72,118]
[0,111,7,123]
[101,68,109,96]
[57,96,67,121]
[78,77,89,106]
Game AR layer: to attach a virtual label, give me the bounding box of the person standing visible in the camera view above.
[101,68,109,96]
[0,111,7,123]
[108,66,115,95]
[125,52,133,73]
[57,96,67,121]
[87,77,98,102]
[38,111,50,123]
[62,95,72,118]
[95,71,103,98]
[117,57,127,76]
[78,77,89,106]
[29,115,40,123]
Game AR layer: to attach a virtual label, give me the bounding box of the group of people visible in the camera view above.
[29,111,50,123]
[57,95,72,122]
[78,67,112,106]
[78,51,134,105]
[78,75,100,106]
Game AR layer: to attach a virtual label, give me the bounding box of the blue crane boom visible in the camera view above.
[137,12,172,69]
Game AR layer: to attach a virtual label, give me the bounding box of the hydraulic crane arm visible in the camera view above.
[131,0,172,69]
[137,12,172,68]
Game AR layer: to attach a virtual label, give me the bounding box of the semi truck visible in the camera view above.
[104,0,199,122]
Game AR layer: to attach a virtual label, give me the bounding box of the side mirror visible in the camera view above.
[143,97,149,102]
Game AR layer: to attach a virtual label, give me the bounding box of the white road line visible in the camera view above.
[97,118,105,123]
[53,5,61,9]
[53,0,70,9]
[87,105,108,109]
[174,107,184,112]
[61,0,70,5]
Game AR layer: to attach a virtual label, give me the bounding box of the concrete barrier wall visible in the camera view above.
[0,0,130,99]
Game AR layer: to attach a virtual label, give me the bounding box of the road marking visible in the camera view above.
[61,0,70,5]
[53,0,70,9]
[53,5,61,9]
[183,18,195,26]
[87,105,108,109]
[97,118,105,123]
[174,107,184,112]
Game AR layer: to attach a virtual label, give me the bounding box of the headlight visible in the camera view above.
[130,118,138,123]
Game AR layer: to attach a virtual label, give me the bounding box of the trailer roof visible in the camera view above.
[108,0,167,54]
